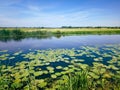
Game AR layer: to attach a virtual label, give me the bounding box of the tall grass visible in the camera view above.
[0,28,120,42]
[52,71,89,90]
[51,70,120,90]
[1,28,120,36]
[69,71,88,90]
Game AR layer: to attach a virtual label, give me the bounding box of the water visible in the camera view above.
[0,34,120,89]
[0,35,120,51]
[0,34,120,66]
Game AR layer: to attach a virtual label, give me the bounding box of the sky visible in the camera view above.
[0,0,120,27]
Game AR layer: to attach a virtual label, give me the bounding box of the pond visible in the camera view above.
[0,34,120,89]
[0,35,120,51]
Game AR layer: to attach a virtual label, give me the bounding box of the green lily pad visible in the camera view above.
[51,74,57,78]
[34,71,43,76]
[55,72,62,76]
[56,66,63,69]
[35,79,47,88]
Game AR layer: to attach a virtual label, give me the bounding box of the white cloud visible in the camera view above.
[0,7,120,27]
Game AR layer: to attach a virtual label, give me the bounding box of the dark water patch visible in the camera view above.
[74,55,94,66]
[0,54,29,66]
[50,61,69,67]
[102,57,113,66]
[36,73,51,79]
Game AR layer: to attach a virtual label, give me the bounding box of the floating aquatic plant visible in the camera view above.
[13,50,22,56]
[43,70,49,74]
[94,57,103,62]
[107,65,119,70]
[0,44,120,89]
[89,72,99,79]
[9,56,15,60]
[35,79,47,88]
[56,66,63,69]
[0,50,8,53]
[63,67,69,71]
[0,54,9,60]
[55,72,62,76]
[46,66,54,71]
[51,74,57,78]
[34,71,43,76]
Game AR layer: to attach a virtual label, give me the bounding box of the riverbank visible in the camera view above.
[1,28,120,35]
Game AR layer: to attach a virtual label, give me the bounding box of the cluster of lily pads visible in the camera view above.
[0,44,120,90]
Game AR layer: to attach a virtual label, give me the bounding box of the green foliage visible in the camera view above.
[0,44,120,89]
[0,28,120,42]
[52,71,89,90]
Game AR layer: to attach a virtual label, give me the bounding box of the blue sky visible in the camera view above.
[0,0,120,27]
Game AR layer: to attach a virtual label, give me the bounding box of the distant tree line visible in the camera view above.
[0,26,120,29]
[61,26,120,29]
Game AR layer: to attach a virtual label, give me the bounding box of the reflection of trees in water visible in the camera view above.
[0,35,63,42]
[0,30,25,42]
[0,36,25,42]
[0,30,63,42]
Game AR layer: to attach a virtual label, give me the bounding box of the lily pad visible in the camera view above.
[56,66,63,69]
[51,74,57,78]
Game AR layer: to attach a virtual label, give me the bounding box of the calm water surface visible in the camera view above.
[0,35,120,51]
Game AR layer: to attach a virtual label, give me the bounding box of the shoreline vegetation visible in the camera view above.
[0,27,120,36]
[0,27,120,42]
[0,27,120,34]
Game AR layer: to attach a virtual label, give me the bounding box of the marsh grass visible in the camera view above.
[69,71,89,90]
[51,71,85,89]
[52,70,120,90]
[0,28,120,42]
